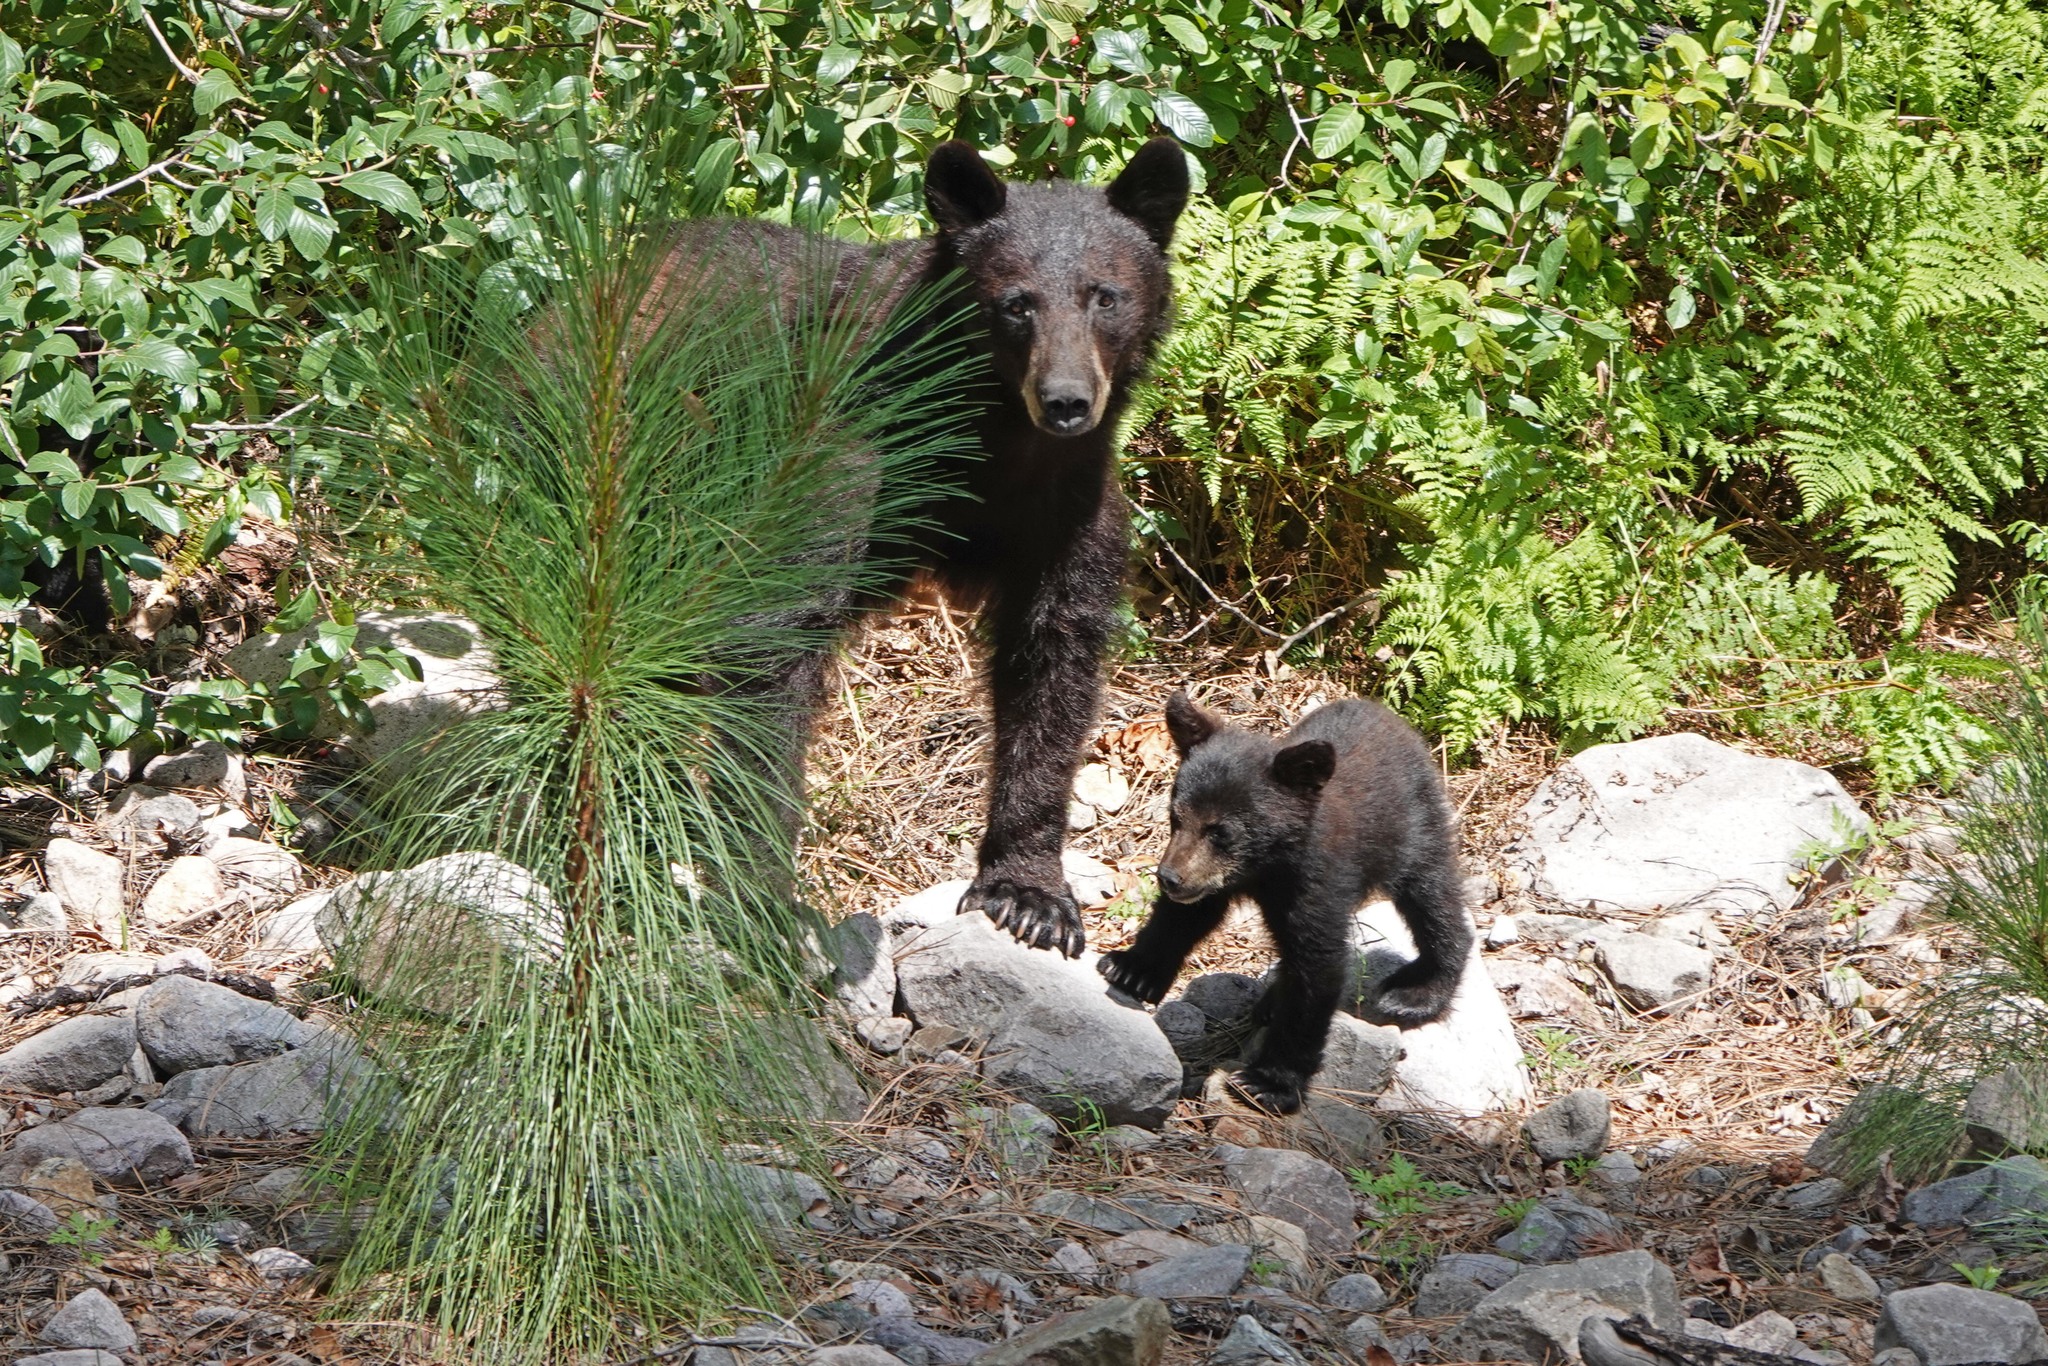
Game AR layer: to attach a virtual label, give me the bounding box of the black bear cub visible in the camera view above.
[1097,691,1473,1114]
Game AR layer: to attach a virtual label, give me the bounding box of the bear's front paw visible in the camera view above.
[960,874,1085,958]
[1227,1066,1307,1116]
[1096,949,1174,1004]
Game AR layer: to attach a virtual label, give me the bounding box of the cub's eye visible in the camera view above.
[1000,295,1034,320]
[1093,287,1120,311]
[1205,823,1229,849]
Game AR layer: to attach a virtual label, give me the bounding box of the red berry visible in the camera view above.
[1069,34,1081,45]
[1063,115,1076,126]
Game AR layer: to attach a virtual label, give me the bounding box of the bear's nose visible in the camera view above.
[1155,864,1184,898]
[1037,387,1094,434]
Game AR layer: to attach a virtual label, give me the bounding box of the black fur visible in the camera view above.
[638,141,1189,957]
[1098,692,1472,1114]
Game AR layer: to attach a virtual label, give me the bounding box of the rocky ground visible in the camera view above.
[0,606,2043,1366]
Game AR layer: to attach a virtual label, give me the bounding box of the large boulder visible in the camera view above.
[0,1012,137,1094]
[1900,1155,2048,1229]
[1506,733,1867,915]
[893,909,1179,1128]
[225,611,503,779]
[1964,1063,2048,1158]
[1444,1251,1682,1364]
[133,974,311,1076]
[1875,1285,2048,1366]
[147,1033,373,1139]
[317,852,563,1014]
[1352,901,1531,1115]
[0,1106,192,1188]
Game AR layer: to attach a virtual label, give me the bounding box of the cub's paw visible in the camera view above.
[1361,960,1462,1028]
[1227,1066,1306,1116]
[1097,949,1174,1005]
[960,875,1085,958]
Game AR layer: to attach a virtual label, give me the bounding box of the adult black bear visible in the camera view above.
[1098,692,1472,1114]
[639,141,1189,957]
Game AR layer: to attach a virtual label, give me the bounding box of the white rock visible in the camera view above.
[205,836,303,903]
[1063,848,1120,906]
[1354,901,1532,1116]
[256,891,330,953]
[1486,915,1522,947]
[1073,763,1131,814]
[42,839,126,943]
[881,879,973,936]
[225,611,503,781]
[1595,934,1715,1010]
[1507,733,1868,916]
[11,892,68,934]
[248,1245,317,1280]
[138,855,226,927]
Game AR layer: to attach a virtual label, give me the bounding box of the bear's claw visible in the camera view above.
[1227,1066,1306,1115]
[1096,949,1173,1004]
[961,875,1086,958]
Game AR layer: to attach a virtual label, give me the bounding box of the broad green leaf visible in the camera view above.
[40,214,83,266]
[336,169,424,219]
[119,486,184,536]
[1152,93,1214,145]
[1094,29,1150,74]
[1157,14,1209,54]
[193,68,243,118]
[121,337,200,386]
[1383,58,1417,94]
[59,478,97,520]
[80,127,119,171]
[254,186,291,242]
[97,235,146,266]
[1313,104,1366,158]
[1666,284,1697,330]
[818,45,860,85]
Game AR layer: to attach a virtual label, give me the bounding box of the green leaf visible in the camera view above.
[80,127,119,172]
[270,585,321,634]
[689,138,742,216]
[818,44,860,85]
[120,338,200,386]
[40,215,83,267]
[254,186,291,242]
[97,235,147,266]
[1094,29,1150,74]
[287,205,334,260]
[113,119,150,170]
[193,68,243,118]
[59,478,97,520]
[1157,14,1208,54]
[1383,58,1417,94]
[119,486,184,536]
[1313,104,1366,159]
[1152,93,1214,146]
[336,170,424,219]
[1665,284,1697,331]
[1467,176,1515,213]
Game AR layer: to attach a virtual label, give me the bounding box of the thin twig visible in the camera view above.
[191,397,318,434]
[63,155,194,208]
[139,6,204,83]
[1149,532,1287,642]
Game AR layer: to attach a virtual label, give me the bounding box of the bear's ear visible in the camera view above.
[1272,739,1336,793]
[925,142,1007,233]
[1106,138,1190,250]
[1165,689,1220,756]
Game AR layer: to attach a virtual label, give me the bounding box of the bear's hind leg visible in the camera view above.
[1364,863,1472,1028]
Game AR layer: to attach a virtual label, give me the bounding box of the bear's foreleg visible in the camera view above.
[957,505,1124,958]
[1232,895,1353,1115]
[1096,892,1231,1004]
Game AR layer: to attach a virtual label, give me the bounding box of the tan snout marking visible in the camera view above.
[1159,830,1233,902]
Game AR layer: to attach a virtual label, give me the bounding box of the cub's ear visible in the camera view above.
[1106,138,1191,250]
[925,142,1007,233]
[1272,739,1336,793]
[1164,689,1221,756]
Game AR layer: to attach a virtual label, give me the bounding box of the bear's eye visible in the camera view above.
[1205,823,1230,850]
[1093,286,1119,311]
[1000,294,1034,320]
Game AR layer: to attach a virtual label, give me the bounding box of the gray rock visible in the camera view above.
[1353,900,1531,1115]
[810,1349,909,1366]
[1122,1243,1251,1299]
[1722,1312,1799,1353]
[1487,961,1604,1028]
[831,914,896,1020]
[864,1316,988,1365]
[1853,879,1938,944]
[205,836,305,903]
[1030,1190,1200,1233]
[0,1012,137,1094]
[1155,1001,1209,1058]
[318,852,563,1014]
[879,880,970,937]
[138,854,227,926]
[1595,935,1714,1010]
[1901,1156,2048,1229]
[42,839,125,943]
[1964,1063,2048,1158]
[226,611,504,780]
[1445,1251,1682,1364]
[134,973,311,1076]
[14,1352,125,1366]
[1590,1152,1642,1190]
[142,739,240,793]
[1183,973,1264,1027]
[55,952,152,987]
[1872,1351,1921,1366]
[256,891,329,953]
[1342,1316,1396,1357]
[1219,1145,1357,1253]
[1806,1084,1918,1177]
[249,1245,317,1280]
[1815,1252,1880,1304]
[1324,1273,1389,1312]
[1313,1013,1403,1100]
[724,1164,832,1227]
[1414,1252,1523,1317]
[1103,1125,1160,1152]
[1505,733,1869,916]
[893,911,1179,1127]
[845,1280,917,1320]
[855,1016,913,1055]
[1526,1089,1612,1163]
[1293,1091,1386,1167]
[1875,1285,2048,1365]
[1579,1316,1669,1366]
[1771,1178,1846,1215]
[39,1288,136,1353]
[12,891,69,933]
[1,1105,192,1187]
[0,1188,60,1235]
[1496,1197,1625,1264]
[148,1034,371,1138]
[102,785,203,849]
[985,1102,1059,1174]
[1640,910,1732,954]
[954,1266,1038,1308]
[741,1015,868,1125]
[974,1295,1170,1366]
[1209,1315,1306,1366]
